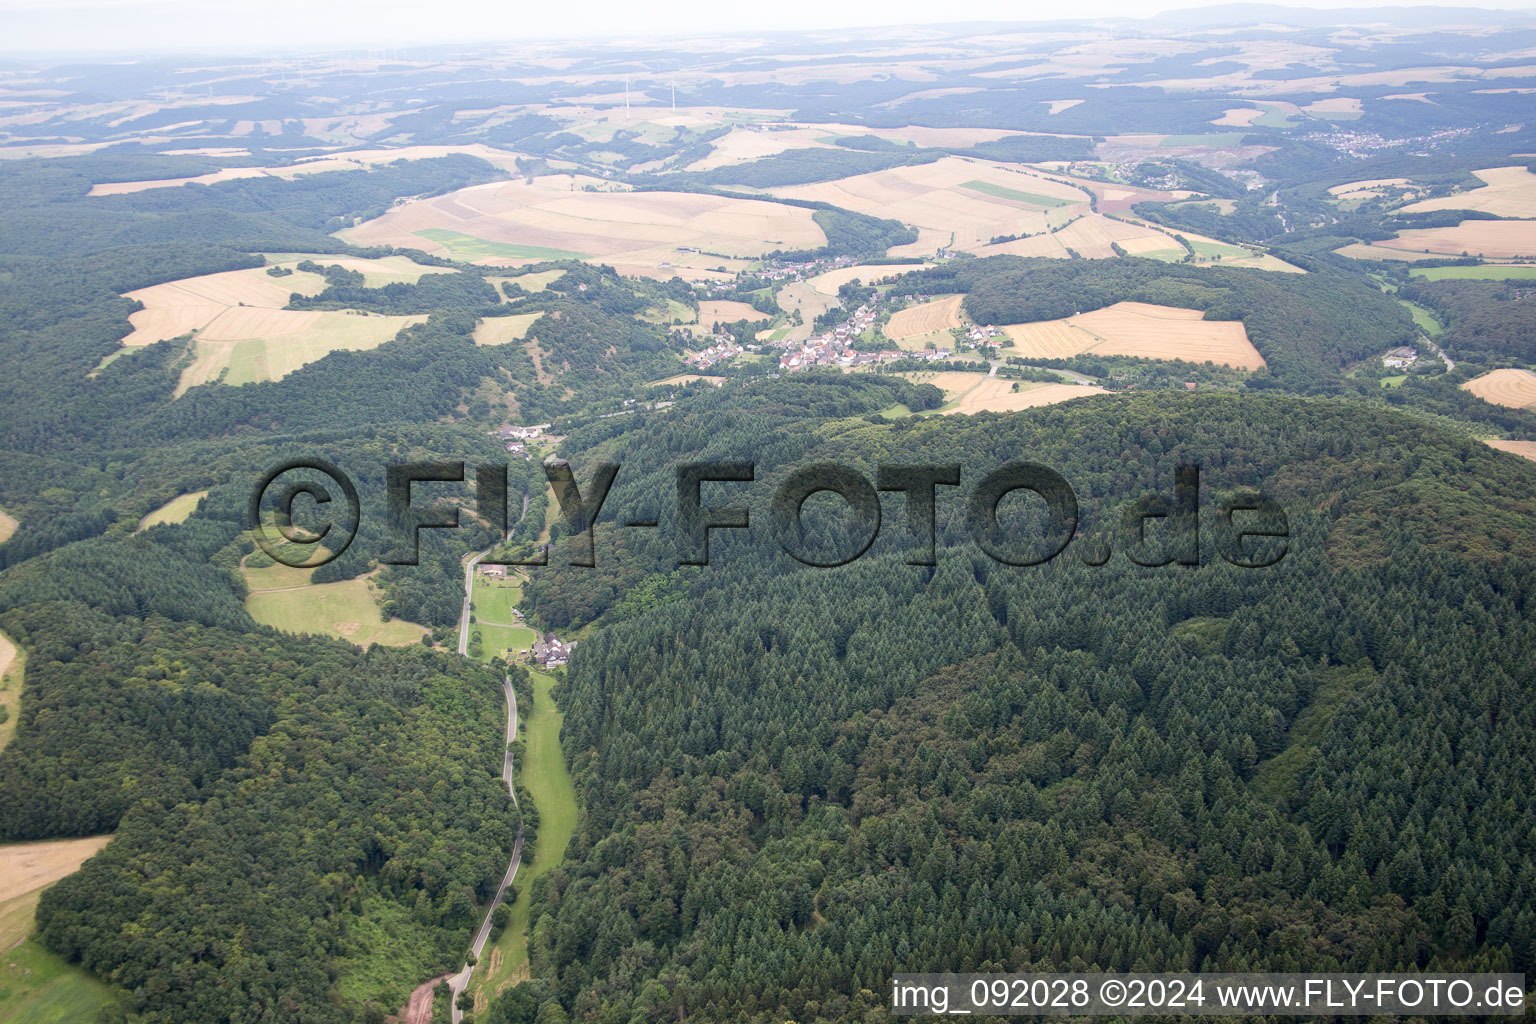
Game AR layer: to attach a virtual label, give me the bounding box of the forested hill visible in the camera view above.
[495,389,1536,1023]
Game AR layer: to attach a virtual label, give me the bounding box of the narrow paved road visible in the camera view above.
[446,675,522,1024]
[457,549,489,656]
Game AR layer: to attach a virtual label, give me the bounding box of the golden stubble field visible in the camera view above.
[120,258,438,392]
[1402,166,1536,217]
[1463,368,1536,409]
[1485,439,1536,462]
[1001,301,1264,369]
[86,143,525,195]
[0,835,115,947]
[772,156,1094,253]
[907,370,1109,413]
[1358,219,1536,260]
[886,294,964,340]
[339,173,826,279]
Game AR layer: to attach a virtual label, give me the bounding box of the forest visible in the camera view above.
[491,388,1536,1024]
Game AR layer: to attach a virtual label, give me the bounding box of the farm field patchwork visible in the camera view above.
[137,490,208,531]
[1351,219,1536,260]
[1000,301,1264,369]
[119,259,439,390]
[972,212,1181,260]
[339,174,825,278]
[1462,368,1536,409]
[772,156,1093,252]
[181,310,425,392]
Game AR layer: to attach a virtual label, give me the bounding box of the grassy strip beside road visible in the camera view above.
[467,669,577,1012]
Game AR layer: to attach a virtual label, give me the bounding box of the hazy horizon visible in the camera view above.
[3,0,1535,58]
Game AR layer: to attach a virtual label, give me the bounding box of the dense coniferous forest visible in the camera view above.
[1,24,1536,1024]
[496,391,1536,1023]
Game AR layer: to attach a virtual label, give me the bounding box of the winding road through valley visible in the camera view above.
[444,675,522,1024]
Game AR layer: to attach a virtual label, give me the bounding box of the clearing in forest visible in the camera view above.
[137,490,208,531]
[244,571,428,648]
[473,313,542,346]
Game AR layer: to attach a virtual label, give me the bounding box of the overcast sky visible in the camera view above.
[2,0,1533,56]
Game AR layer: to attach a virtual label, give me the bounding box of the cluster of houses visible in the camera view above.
[686,337,745,369]
[1383,346,1419,369]
[775,335,951,372]
[529,633,575,667]
[965,324,1004,344]
[496,423,551,459]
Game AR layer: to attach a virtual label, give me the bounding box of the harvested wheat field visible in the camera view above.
[649,373,726,387]
[474,313,542,346]
[493,269,564,294]
[776,281,837,324]
[806,264,912,295]
[265,253,456,287]
[1211,107,1264,126]
[122,265,328,345]
[887,295,964,340]
[178,311,425,392]
[121,255,446,347]
[1329,177,1412,199]
[774,157,1090,252]
[0,835,114,947]
[942,379,1109,415]
[1485,439,1536,462]
[1002,301,1263,369]
[339,174,825,277]
[1403,167,1536,218]
[1463,368,1536,409]
[971,213,1179,260]
[698,300,770,326]
[1371,220,1536,259]
[88,144,523,195]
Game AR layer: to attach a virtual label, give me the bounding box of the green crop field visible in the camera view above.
[1192,239,1251,261]
[246,577,428,647]
[0,939,123,1024]
[1411,264,1536,281]
[960,179,1075,208]
[468,669,577,1010]
[137,490,208,531]
[414,229,586,262]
